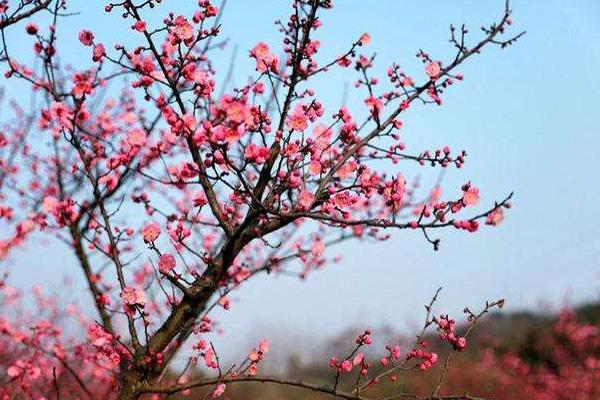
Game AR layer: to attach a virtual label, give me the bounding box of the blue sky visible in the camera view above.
[3,0,600,359]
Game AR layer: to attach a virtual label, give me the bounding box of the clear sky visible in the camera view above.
[3,0,600,361]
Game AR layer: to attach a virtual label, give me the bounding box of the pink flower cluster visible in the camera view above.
[250,42,279,73]
[435,314,467,351]
[406,343,439,371]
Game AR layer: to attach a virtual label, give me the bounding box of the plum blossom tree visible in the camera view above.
[0,0,523,399]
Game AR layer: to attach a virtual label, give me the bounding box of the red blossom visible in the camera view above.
[78,29,94,46]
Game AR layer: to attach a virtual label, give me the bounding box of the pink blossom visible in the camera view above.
[218,296,230,310]
[109,352,121,365]
[92,44,106,62]
[98,174,119,191]
[193,191,208,207]
[7,365,21,378]
[391,345,401,359]
[78,30,94,46]
[259,339,270,353]
[203,348,218,369]
[120,286,145,306]
[365,96,383,115]
[311,238,325,258]
[251,42,270,59]
[486,208,504,226]
[308,160,322,175]
[248,350,259,362]
[158,253,176,274]
[245,143,270,164]
[353,353,365,366]
[286,110,308,131]
[298,190,315,210]
[341,360,352,372]
[250,42,278,73]
[49,101,73,129]
[462,186,480,207]
[173,16,195,41]
[358,32,371,46]
[248,364,257,375]
[223,98,250,124]
[142,222,161,243]
[212,383,226,398]
[128,129,147,146]
[42,196,59,214]
[425,61,441,79]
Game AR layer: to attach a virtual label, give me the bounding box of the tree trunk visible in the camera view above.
[117,371,142,400]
